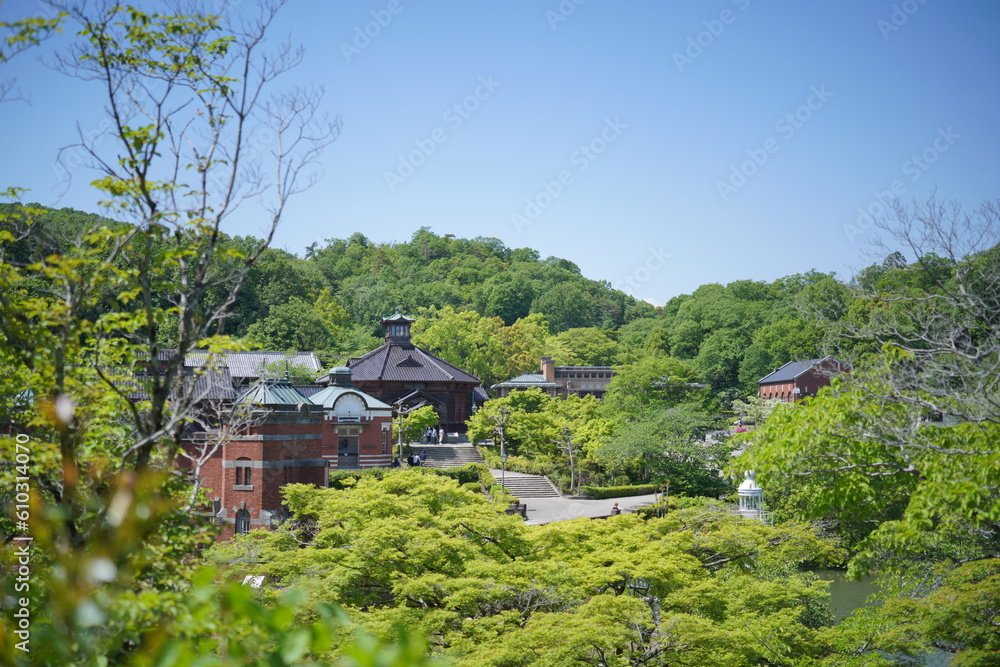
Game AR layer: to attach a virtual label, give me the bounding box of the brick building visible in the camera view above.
[192,371,393,538]
[757,356,848,402]
[311,366,394,470]
[195,380,326,537]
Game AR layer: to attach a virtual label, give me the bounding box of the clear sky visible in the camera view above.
[1,0,998,304]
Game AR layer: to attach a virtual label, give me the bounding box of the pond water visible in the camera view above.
[812,570,954,666]
[812,569,879,621]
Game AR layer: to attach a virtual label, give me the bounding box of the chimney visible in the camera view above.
[541,356,555,383]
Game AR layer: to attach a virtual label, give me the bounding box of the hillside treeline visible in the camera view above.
[1,203,954,398]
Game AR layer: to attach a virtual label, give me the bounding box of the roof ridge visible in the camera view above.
[378,344,392,380]
[414,348,455,380]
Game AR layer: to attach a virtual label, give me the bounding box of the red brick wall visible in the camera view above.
[190,410,326,539]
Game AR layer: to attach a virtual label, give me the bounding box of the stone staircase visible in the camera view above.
[495,472,561,499]
[418,444,484,468]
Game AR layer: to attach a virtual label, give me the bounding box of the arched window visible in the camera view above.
[235,458,252,486]
[235,509,251,534]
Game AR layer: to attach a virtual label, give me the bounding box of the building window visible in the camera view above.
[235,458,252,487]
[235,509,251,534]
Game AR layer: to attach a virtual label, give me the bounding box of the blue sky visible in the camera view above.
[1,0,997,304]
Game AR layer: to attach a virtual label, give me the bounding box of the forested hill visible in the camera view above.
[2,203,865,395]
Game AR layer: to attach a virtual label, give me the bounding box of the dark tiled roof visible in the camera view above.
[186,351,323,380]
[473,385,490,402]
[758,358,827,384]
[184,368,238,400]
[293,385,325,399]
[99,367,237,402]
[348,343,480,384]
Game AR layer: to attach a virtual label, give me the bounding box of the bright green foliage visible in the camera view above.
[592,404,731,496]
[466,388,611,465]
[0,8,65,65]
[601,355,703,416]
[245,297,337,353]
[0,1,341,662]
[734,369,1000,577]
[411,307,548,388]
[398,405,439,444]
[882,559,1000,666]
[542,326,618,366]
[209,476,847,666]
[466,388,565,457]
[729,394,781,425]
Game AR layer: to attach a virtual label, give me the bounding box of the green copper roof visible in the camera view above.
[381,310,415,324]
[310,385,392,410]
[237,380,314,406]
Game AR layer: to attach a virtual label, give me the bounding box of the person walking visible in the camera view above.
[611,502,621,515]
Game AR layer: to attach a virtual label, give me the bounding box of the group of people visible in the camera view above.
[391,450,427,468]
[423,426,445,444]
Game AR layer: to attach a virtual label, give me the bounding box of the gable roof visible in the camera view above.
[347,343,480,384]
[758,357,838,384]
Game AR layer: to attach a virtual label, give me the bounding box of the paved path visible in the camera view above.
[518,493,662,525]
[427,441,663,524]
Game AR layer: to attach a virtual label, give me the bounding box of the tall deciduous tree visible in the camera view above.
[0,2,338,662]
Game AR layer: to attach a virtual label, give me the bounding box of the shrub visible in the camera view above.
[581,484,658,499]
[433,462,493,486]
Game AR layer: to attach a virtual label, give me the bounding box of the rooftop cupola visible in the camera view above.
[382,310,415,345]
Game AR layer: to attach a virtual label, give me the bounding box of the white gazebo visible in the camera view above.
[737,471,773,524]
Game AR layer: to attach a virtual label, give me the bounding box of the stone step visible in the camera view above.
[496,475,561,498]
[418,445,484,469]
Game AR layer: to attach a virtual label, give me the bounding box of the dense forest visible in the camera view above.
[1,202,861,398]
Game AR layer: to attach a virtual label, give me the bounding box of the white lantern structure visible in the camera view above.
[737,470,773,524]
